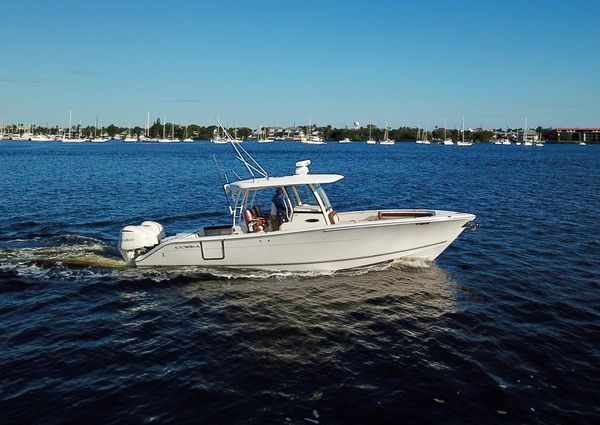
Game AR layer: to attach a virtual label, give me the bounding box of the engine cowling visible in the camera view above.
[118,221,165,262]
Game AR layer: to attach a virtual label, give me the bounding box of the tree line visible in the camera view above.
[1,120,580,142]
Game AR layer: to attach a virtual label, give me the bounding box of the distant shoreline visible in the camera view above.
[1,122,596,144]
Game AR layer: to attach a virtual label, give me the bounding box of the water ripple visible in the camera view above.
[0,142,598,424]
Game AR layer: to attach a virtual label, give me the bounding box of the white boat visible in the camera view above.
[339,138,351,144]
[415,126,430,144]
[212,128,228,144]
[300,137,325,145]
[415,127,424,144]
[232,126,244,143]
[300,120,325,144]
[534,132,544,147]
[522,116,533,146]
[257,126,274,143]
[437,120,451,145]
[580,142,587,146]
[89,116,108,142]
[158,121,181,143]
[118,132,476,271]
[60,112,87,142]
[300,134,325,144]
[182,126,194,142]
[366,124,376,144]
[379,121,395,145]
[30,134,54,142]
[62,137,87,143]
[456,117,472,146]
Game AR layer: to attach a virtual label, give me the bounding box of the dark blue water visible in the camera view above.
[1,141,598,425]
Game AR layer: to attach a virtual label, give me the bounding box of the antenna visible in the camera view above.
[215,117,268,180]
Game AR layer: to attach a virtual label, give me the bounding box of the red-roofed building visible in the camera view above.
[555,128,600,143]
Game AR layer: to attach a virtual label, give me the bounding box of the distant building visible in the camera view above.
[555,128,600,143]
[517,129,539,143]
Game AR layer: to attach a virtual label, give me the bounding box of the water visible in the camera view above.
[1,141,598,425]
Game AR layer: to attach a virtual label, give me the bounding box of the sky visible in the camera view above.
[1,0,599,130]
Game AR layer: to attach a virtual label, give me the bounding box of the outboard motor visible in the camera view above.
[118,221,165,262]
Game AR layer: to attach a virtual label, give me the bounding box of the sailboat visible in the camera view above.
[300,120,325,144]
[379,121,395,145]
[212,127,228,144]
[61,111,86,143]
[90,116,108,143]
[366,124,376,144]
[522,116,533,146]
[534,132,544,147]
[232,123,244,143]
[182,126,194,142]
[257,126,273,143]
[442,118,453,145]
[416,125,431,144]
[124,122,138,142]
[158,119,179,143]
[415,127,425,144]
[456,117,472,147]
[140,113,159,143]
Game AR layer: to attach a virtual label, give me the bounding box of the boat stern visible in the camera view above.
[118,221,165,263]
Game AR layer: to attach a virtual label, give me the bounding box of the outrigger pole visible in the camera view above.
[215,117,268,180]
[212,154,234,216]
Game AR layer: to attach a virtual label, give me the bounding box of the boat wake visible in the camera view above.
[0,234,127,281]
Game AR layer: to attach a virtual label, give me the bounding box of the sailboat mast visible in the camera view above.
[444,118,447,140]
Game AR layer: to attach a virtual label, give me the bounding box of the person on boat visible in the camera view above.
[270,187,287,231]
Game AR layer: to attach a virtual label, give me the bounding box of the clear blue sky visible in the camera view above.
[1,0,598,130]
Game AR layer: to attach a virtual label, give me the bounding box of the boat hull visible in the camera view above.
[132,210,475,271]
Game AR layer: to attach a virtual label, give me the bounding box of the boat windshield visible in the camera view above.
[314,184,332,211]
[286,185,320,212]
